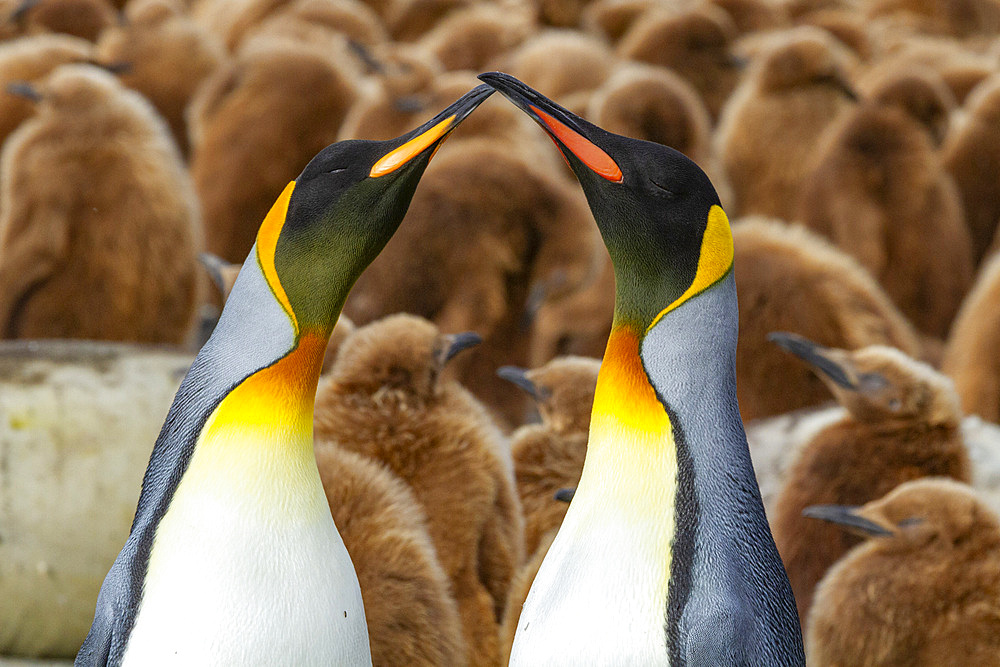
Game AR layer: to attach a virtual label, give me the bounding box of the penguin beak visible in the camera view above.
[11,0,39,23]
[802,504,893,538]
[370,84,494,177]
[6,81,42,103]
[478,72,623,183]
[497,365,541,400]
[767,332,856,389]
[198,252,240,299]
[554,487,575,503]
[441,331,482,364]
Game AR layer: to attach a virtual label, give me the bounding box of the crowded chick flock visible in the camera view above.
[2,0,1000,663]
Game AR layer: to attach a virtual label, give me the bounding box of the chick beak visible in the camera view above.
[767,331,857,390]
[802,504,893,538]
[198,252,240,299]
[478,71,623,183]
[370,84,494,178]
[496,365,540,400]
[554,487,576,503]
[441,331,482,364]
[6,81,42,103]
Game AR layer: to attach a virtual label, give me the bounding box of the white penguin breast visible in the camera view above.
[121,429,371,666]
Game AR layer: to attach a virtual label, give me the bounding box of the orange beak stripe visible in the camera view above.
[370,115,454,177]
[530,105,623,183]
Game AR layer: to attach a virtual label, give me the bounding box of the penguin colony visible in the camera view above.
[2,0,1000,662]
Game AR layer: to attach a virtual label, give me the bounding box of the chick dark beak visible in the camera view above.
[496,365,539,400]
[767,331,856,390]
[802,504,893,538]
[370,84,494,177]
[554,487,576,503]
[198,252,239,299]
[478,72,623,183]
[6,81,42,103]
[442,331,482,363]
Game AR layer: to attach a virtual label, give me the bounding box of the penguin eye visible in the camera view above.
[649,177,677,198]
[325,167,348,175]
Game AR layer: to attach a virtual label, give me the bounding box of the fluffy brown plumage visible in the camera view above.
[806,478,1000,665]
[733,219,922,421]
[315,443,467,666]
[943,75,1000,265]
[863,0,1000,38]
[796,95,973,339]
[314,314,524,667]
[418,3,534,72]
[711,0,789,33]
[770,338,971,624]
[188,37,357,262]
[869,34,997,104]
[0,33,92,157]
[860,65,956,147]
[5,0,117,41]
[0,64,202,343]
[502,356,597,556]
[95,0,225,157]
[343,138,600,425]
[580,0,653,42]
[383,0,470,41]
[942,253,1000,422]
[617,5,742,120]
[716,26,857,219]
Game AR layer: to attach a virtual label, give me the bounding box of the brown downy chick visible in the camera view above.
[860,65,956,147]
[768,334,971,624]
[0,64,202,343]
[617,4,743,120]
[806,478,1000,665]
[239,0,388,58]
[580,0,653,42]
[711,0,790,34]
[732,218,922,421]
[797,8,873,61]
[870,34,997,105]
[863,0,1000,39]
[498,356,597,555]
[187,37,357,262]
[342,138,600,426]
[383,0,471,42]
[532,0,593,27]
[0,33,92,153]
[943,74,1000,265]
[418,3,534,72]
[503,29,617,111]
[95,0,225,157]
[314,314,524,667]
[943,253,1000,422]
[716,26,858,219]
[198,252,355,371]
[796,94,973,339]
[314,444,467,666]
[5,0,117,41]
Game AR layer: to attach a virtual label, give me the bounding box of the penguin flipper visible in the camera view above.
[683,606,748,667]
[75,556,134,667]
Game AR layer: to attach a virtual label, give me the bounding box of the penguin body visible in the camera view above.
[75,85,494,666]
[480,71,804,666]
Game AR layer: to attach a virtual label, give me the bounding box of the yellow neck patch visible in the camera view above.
[647,205,733,332]
[592,327,671,435]
[256,181,298,334]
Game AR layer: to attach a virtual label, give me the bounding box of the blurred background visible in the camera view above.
[2,0,1000,662]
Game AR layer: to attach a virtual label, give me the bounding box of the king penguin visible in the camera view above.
[74,83,494,667]
[478,72,804,666]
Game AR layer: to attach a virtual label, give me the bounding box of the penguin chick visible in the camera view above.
[188,37,358,262]
[504,29,617,106]
[716,26,857,219]
[864,0,1000,38]
[732,218,921,421]
[710,0,789,33]
[806,478,1000,665]
[0,64,202,344]
[580,0,654,42]
[6,0,117,41]
[313,443,468,666]
[417,3,534,72]
[384,0,470,42]
[943,74,1000,265]
[198,252,355,371]
[769,334,971,624]
[0,33,92,156]
[343,138,600,425]
[617,4,743,120]
[870,34,996,105]
[94,0,225,157]
[859,65,956,148]
[314,314,525,667]
[942,252,1000,422]
[238,0,388,58]
[796,96,973,339]
[499,356,598,555]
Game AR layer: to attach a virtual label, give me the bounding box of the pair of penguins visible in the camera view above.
[77,73,805,665]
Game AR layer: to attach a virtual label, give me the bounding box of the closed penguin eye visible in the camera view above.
[649,177,677,198]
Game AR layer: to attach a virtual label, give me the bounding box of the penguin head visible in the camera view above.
[256,84,493,336]
[479,71,730,329]
[497,356,600,435]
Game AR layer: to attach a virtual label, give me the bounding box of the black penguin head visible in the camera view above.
[478,72,730,328]
[263,84,493,336]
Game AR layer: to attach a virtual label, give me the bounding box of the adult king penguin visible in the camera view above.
[479,72,804,666]
[75,84,494,667]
